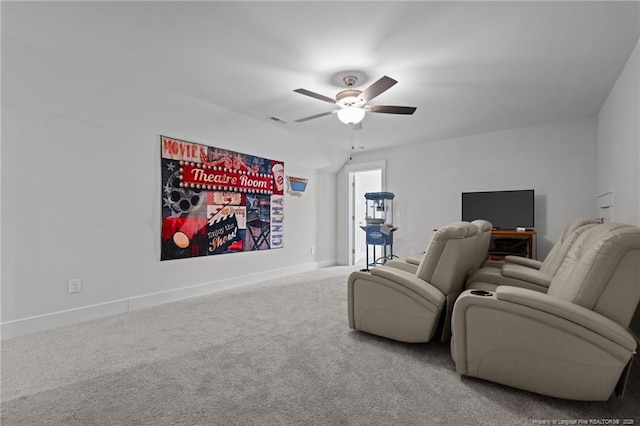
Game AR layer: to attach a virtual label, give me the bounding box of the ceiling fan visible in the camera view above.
[293,75,417,130]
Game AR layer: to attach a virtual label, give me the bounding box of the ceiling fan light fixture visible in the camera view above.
[335,90,363,108]
[337,106,366,125]
[293,75,415,127]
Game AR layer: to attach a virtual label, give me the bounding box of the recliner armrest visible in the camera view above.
[501,264,552,288]
[384,259,419,274]
[369,266,446,306]
[495,286,637,351]
[504,256,542,269]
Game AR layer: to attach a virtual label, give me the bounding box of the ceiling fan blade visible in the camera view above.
[293,88,336,104]
[358,76,397,103]
[351,121,363,131]
[366,105,417,115]
[294,111,334,123]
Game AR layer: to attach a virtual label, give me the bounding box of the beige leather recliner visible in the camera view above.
[469,219,493,270]
[348,221,478,343]
[386,219,493,276]
[451,223,640,401]
[499,218,601,268]
[466,218,601,293]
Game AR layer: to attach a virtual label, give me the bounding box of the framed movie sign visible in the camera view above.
[161,136,284,260]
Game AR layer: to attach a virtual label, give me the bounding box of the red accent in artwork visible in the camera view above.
[181,165,273,193]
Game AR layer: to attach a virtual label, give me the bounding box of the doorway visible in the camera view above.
[349,169,382,265]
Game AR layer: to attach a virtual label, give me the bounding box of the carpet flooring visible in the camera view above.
[1,265,639,425]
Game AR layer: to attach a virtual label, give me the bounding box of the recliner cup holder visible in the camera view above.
[470,290,493,297]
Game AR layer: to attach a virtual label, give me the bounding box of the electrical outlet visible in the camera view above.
[68,279,82,294]
[311,246,316,254]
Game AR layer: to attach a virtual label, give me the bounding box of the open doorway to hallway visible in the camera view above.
[349,169,382,266]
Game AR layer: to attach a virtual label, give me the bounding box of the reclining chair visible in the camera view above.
[466,218,600,293]
[451,223,640,400]
[488,218,601,269]
[348,221,478,343]
[386,219,493,276]
[469,219,494,270]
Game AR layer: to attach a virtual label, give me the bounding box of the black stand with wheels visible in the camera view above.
[360,225,398,271]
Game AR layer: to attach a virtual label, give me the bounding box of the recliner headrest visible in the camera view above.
[548,223,640,327]
[471,219,493,233]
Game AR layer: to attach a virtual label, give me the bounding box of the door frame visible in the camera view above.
[345,161,386,266]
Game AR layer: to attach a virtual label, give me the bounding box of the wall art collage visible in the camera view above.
[161,136,284,260]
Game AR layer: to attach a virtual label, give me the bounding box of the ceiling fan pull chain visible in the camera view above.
[350,133,354,160]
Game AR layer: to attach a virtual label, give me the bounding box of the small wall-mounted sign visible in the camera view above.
[286,176,308,197]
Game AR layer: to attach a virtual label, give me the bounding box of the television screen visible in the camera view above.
[461,190,535,230]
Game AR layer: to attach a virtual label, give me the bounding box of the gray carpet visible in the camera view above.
[1,265,639,425]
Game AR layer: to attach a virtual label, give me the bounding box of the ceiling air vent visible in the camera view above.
[269,116,288,124]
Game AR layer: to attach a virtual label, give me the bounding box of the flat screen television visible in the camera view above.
[461,189,535,230]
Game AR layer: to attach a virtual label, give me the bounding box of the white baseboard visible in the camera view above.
[1,260,336,340]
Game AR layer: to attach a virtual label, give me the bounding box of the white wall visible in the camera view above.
[337,117,599,264]
[597,38,640,338]
[1,105,336,337]
[597,38,640,226]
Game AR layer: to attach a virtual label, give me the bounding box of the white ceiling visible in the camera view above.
[2,1,639,169]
